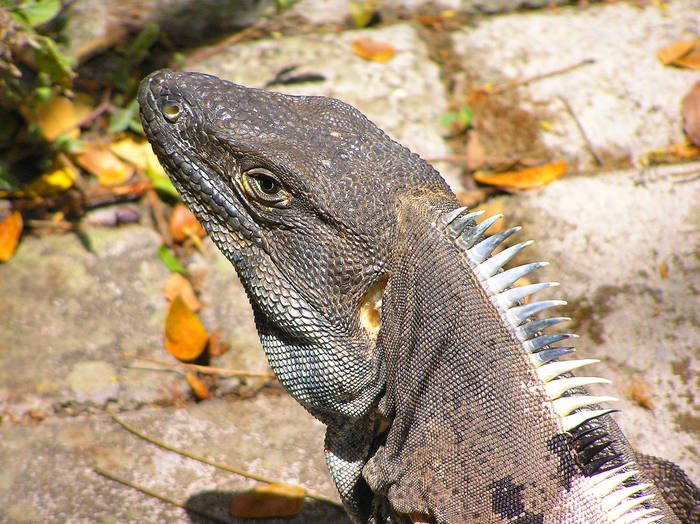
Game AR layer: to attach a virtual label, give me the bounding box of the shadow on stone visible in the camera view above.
[184,489,350,523]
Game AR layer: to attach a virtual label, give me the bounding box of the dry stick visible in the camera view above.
[557,95,603,166]
[93,466,230,524]
[107,411,342,508]
[121,352,275,378]
[484,58,596,95]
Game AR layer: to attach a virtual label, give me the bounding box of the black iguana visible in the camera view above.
[138,70,699,523]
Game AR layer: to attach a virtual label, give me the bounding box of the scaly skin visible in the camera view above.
[138,70,698,523]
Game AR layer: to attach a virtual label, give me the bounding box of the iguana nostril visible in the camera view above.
[162,103,181,121]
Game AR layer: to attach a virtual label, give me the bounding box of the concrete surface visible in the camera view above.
[2,1,699,523]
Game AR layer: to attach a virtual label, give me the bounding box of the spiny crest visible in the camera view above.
[439,206,664,524]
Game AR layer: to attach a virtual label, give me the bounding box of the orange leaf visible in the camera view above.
[164,273,202,311]
[75,146,133,186]
[658,39,700,68]
[169,203,206,243]
[230,483,305,518]
[351,38,395,62]
[185,372,209,400]
[682,81,700,146]
[164,295,208,361]
[0,211,23,262]
[473,160,566,189]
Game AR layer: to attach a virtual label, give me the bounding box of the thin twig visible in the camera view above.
[93,466,230,523]
[483,58,595,95]
[107,411,342,508]
[121,352,275,378]
[558,95,603,166]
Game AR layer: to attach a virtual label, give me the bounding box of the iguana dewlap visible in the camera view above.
[138,70,699,524]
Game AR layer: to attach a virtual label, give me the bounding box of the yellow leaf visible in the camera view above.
[163,273,202,311]
[21,165,76,196]
[164,295,208,361]
[185,372,209,400]
[470,198,506,234]
[473,160,566,189]
[351,38,395,62]
[35,95,81,141]
[109,137,167,177]
[0,211,23,262]
[75,146,133,186]
[658,262,668,278]
[230,483,305,518]
[657,39,700,69]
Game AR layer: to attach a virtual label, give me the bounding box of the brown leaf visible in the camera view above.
[75,146,133,186]
[0,211,23,262]
[681,81,700,146]
[208,329,230,357]
[465,130,485,171]
[164,295,208,361]
[624,378,654,410]
[658,39,700,69]
[351,38,395,62]
[164,273,202,311]
[170,203,206,243]
[455,189,487,208]
[185,372,209,400]
[473,160,566,189]
[230,483,305,518]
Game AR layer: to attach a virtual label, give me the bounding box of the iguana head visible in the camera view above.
[138,70,453,420]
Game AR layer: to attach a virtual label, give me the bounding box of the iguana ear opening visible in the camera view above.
[360,273,389,342]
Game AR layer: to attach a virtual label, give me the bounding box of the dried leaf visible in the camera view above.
[474,160,566,190]
[164,295,208,361]
[21,165,75,196]
[455,189,487,208]
[230,483,305,518]
[657,39,700,69]
[208,329,230,358]
[465,130,485,171]
[681,81,700,146]
[185,372,209,400]
[164,273,201,311]
[624,378,654,410]
[0,211,23,262]
[351,38,395,62]
[170,203,206,243]
[34,95,81,141]
[658,262,668,279]
[75,146,133,186]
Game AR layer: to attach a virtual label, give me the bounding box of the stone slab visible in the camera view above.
[451,2,700,170]
[0,397,346,523]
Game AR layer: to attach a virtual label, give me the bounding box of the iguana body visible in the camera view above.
[138,70,699,523]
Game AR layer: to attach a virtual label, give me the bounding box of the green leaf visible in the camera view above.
[31,35,75,88]
[145,165,180,200]
[108,98,140,133]
[127,22,159,64]
[157,244,187,274]
[12,0,61,27]
[53,133,83,153]
[458,105,474,127]
[440,112,458,127]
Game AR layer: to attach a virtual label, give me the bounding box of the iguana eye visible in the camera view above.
[162,103,181,122]
[242,168,290,207]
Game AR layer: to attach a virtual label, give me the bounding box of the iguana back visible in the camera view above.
[138,70,699,523]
